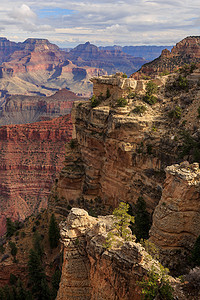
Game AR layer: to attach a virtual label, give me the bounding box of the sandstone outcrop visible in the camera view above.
[150,162,200,272]
[57,208,180,300]
[132,36,200,78]
[0,115,72,236]
[50,74,180,217]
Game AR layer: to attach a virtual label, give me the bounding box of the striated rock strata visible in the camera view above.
[0,115,72,236]
[57,208,176,300]
[50,74,176,217]
[132,36,200,78]
[150,162,200,272]
[0,88,84,126]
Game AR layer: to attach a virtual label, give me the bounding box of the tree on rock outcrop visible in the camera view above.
[113,202,135,240]
[48,214,60,249]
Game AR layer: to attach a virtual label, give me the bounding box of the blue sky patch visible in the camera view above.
[38,8,75,18]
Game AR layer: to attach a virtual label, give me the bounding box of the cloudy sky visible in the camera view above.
[0,0,200,47]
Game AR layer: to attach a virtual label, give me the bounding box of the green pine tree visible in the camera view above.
[48,214,60,249]
[191,235,200,266]
[113,202,135,240]
[133,197,151,242]
[6,218,15,237]
[28,249,50,300]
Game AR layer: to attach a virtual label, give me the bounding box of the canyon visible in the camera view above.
[132,36,200,79]
[1,36,200,299]
[0,114,72,236]
[0,38,150,98]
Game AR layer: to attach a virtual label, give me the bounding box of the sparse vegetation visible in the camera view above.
[178,130,200,162]
[69,139,76,149]
[132,197,151,242]
[106,88,111,98]
[168,106,182,119]
[117,97,128,107]
[48,214,60,249]
[104,202,134,249]
[132,105,147,114]
[9,241,18,262]
[139,265,174,300]
[122,73,128,78]
[191,235,200,266]
[143,81,158,105]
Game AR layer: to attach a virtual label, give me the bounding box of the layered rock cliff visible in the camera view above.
[50,68,200,276]
[0,115,72,236]
[150,162,200,273]
[57,208,183,300]
[0,89,83,126]
[50,73,177,217]
[132,36,200,78]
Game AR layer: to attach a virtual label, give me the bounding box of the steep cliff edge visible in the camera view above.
[50,74,180,216]
[0,89,82,126]
[57,208,184,300]
[150,162,200,273]
[132,36,200,78]
[0,115,72,236]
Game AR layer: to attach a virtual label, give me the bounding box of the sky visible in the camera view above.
[0,0,200,47]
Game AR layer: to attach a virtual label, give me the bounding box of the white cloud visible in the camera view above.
[0,0,199,46]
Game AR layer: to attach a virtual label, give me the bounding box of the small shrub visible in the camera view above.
[9,242,18,262]
[146,81,158,96]
[117,97,128,107]
[106,88,111,98]
[69,139,76,149]
[132,105,147,114]
[191,235,200,266]
[177,75,189,91]
[139,265,174,300]
[20,231,26,238]
[146,144,153,155]
[168,106,182,119]
[122,73,127,78]
[104,202,134,249]
[0,245,5,254]
[143,95,157,105]
[90,94,104,107]
[127,92,136,99]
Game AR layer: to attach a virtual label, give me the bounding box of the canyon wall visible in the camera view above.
[0,89,82,126]
[150,162,200,273]
[50,74,177,218]
[0,115,72,235]
[57,208,181,300]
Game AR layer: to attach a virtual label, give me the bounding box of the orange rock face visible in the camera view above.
[0,115,72,236]
[56,208,156,300]
[132,36,200,78]
[150,162,200,272]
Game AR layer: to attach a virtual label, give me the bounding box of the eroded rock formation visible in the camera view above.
[57,208,171,300]
[150,162,200,272]
[0,115,72,235]
[0,89,82,126]
[132,36,200,78]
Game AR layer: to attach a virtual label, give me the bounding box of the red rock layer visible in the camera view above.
[0,115,72,236]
